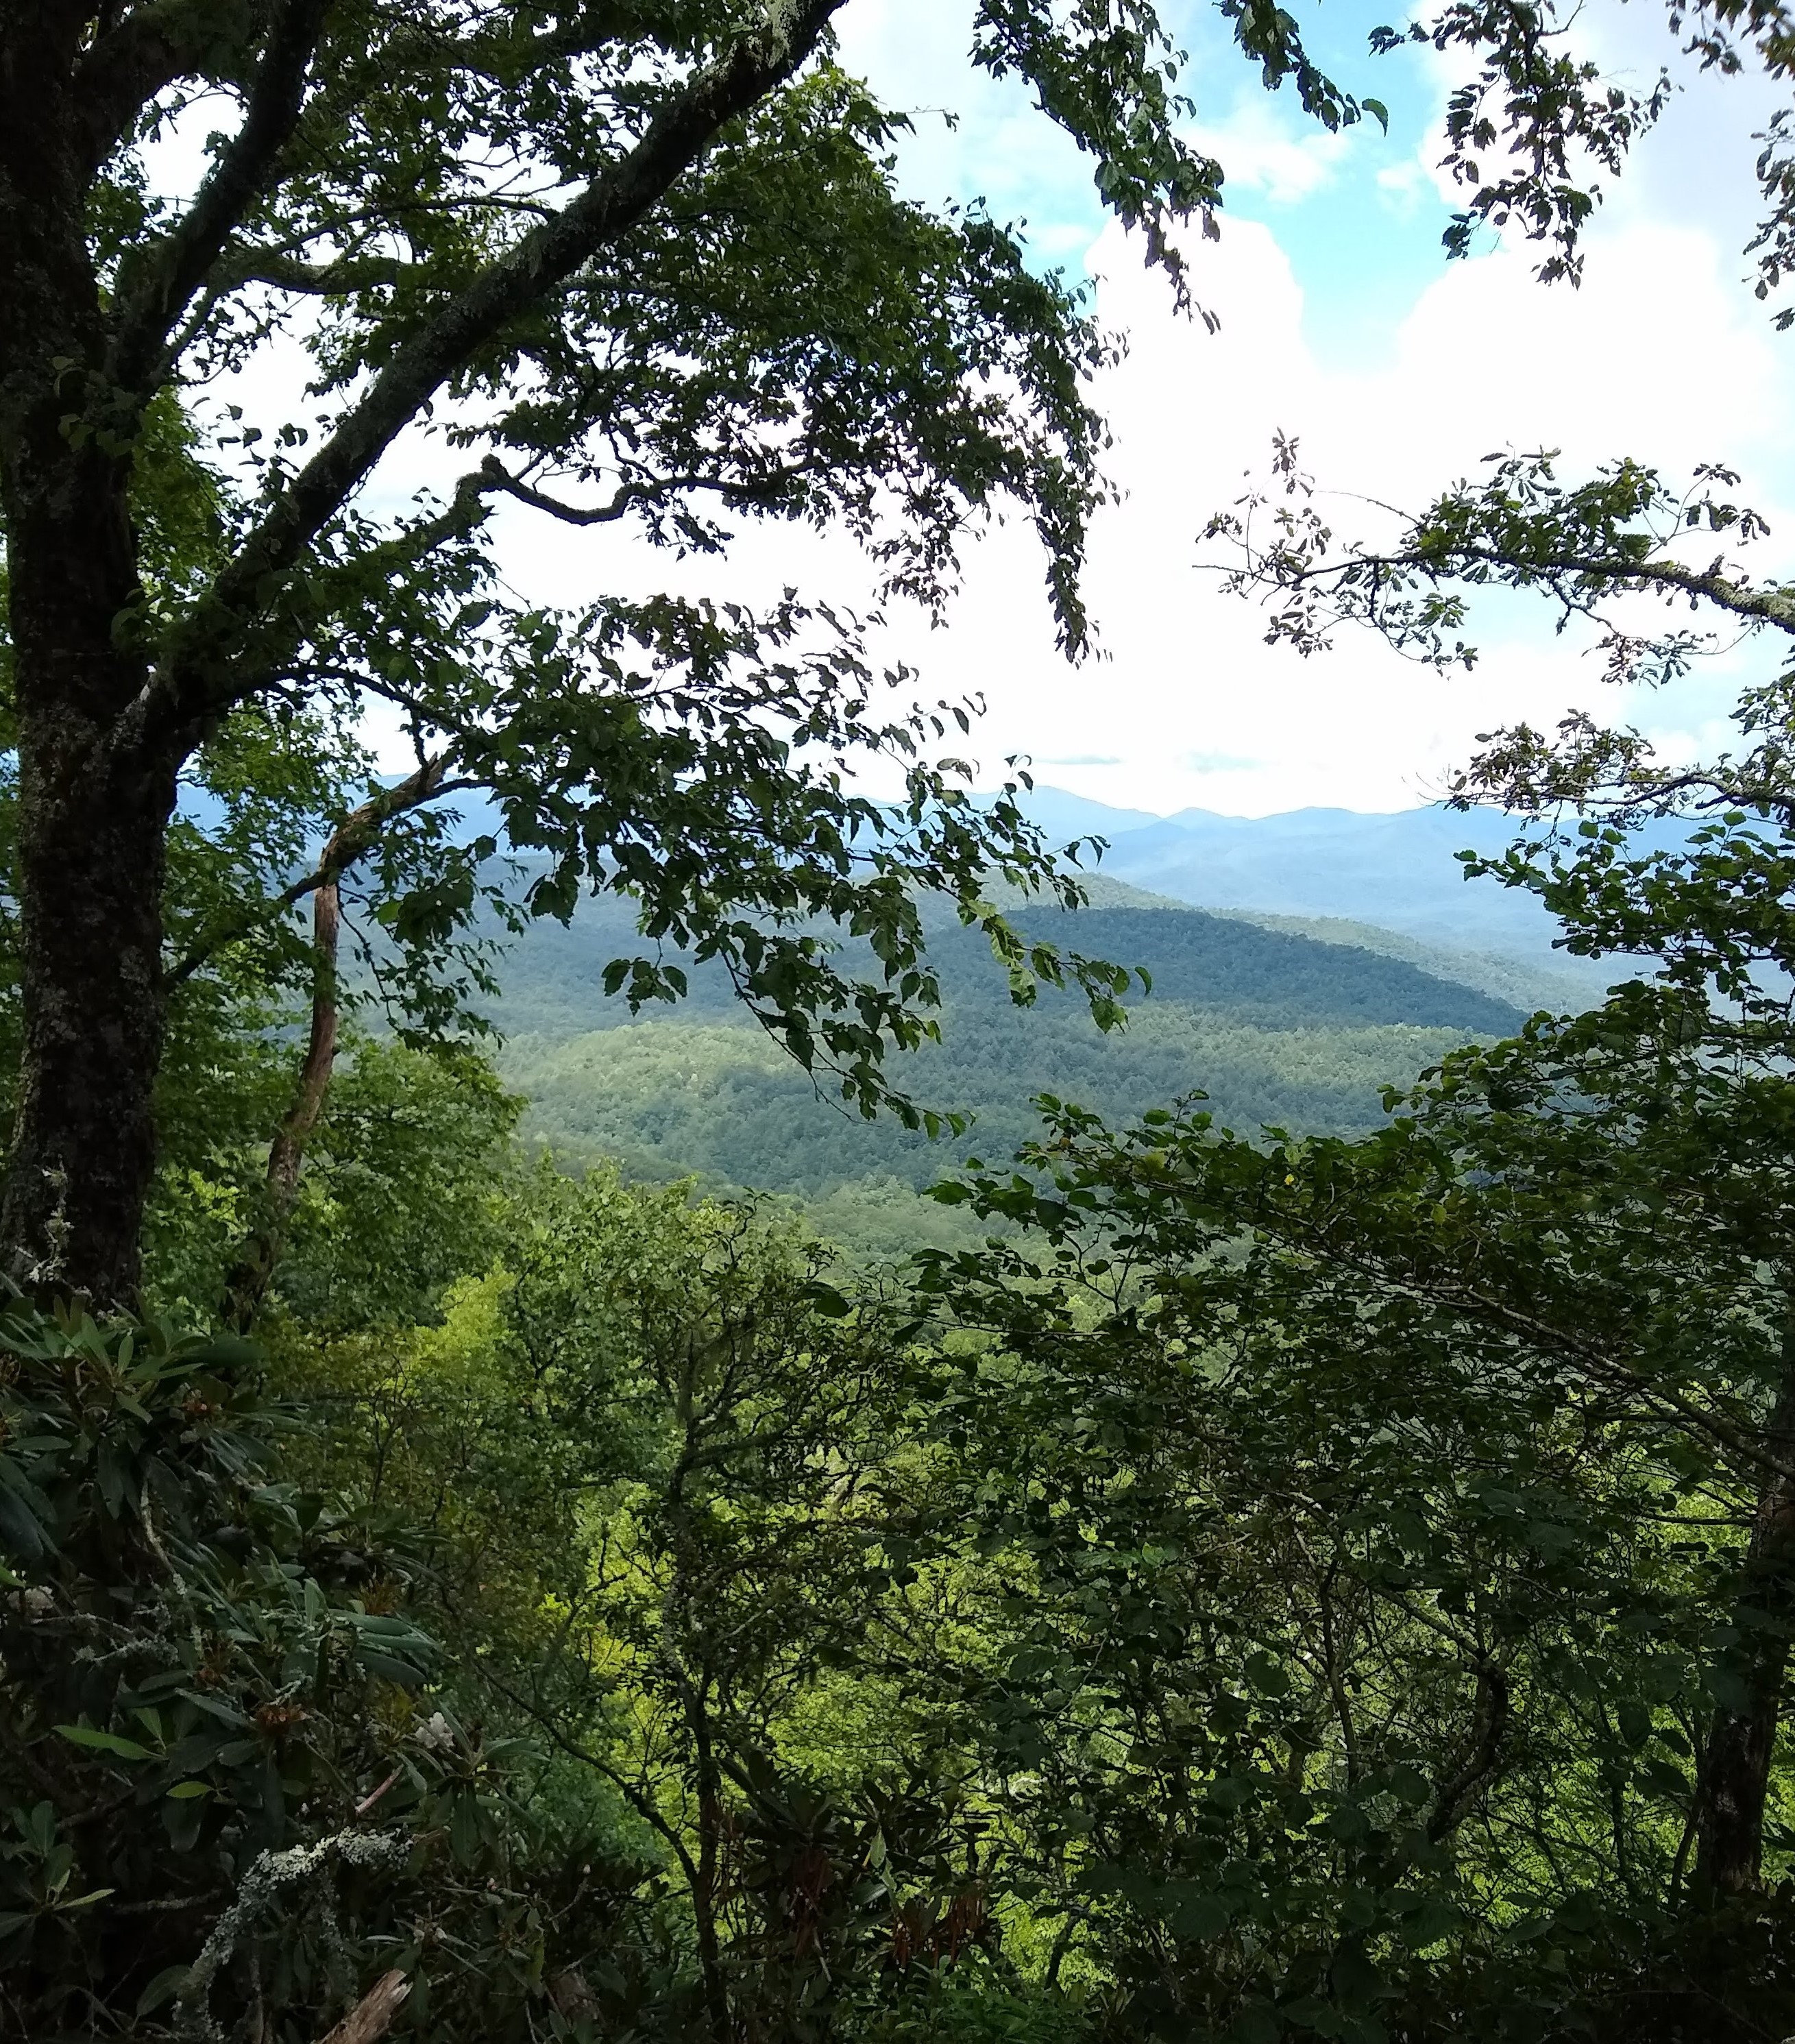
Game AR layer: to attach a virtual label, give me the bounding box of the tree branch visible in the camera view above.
[216,750,454,1329]
[169,751,463,986]
[108,0,332,399]
[74,0,245,174]
[477,1662,704,1892]
[317,1969,411,2044]
[134,0,846,749]
[449,5,636,82]
[226,251,410,295]
[478,450,833,526]
[1427,1659,1511,1842]
[1102,1149,1795,1487]
[219,863,339,1331]
[1316,544,1795,636]
[1299,1224,1795,1486]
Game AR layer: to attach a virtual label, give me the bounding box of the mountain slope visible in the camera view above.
[486,898,1522,1219]
[1205,910,1598,1014]
[1005,790,1637,988]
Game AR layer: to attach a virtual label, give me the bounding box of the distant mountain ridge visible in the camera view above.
[1003,787,1631,1000]
[487,892,1526,1262]
[346,778,1611,1006]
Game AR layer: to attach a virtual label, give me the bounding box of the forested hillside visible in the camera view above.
[11,7,1795,2044]
[489,894,1520,1241]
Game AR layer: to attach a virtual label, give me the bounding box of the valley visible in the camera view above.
[483,871,1538,1254]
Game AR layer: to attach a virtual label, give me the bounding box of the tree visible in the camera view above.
[1206,439,1795,1908]
[299,1167,985,2044]
[1190,0,1795,1899]
[913,1060,1795,2035]
[16,0,1739,1311]
[0,0,1241,1308]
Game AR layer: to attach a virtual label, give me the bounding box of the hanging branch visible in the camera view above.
[170,753,471,988]
[221,853,342,1333]
[219,754,452,1329]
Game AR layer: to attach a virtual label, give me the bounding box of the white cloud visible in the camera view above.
[794,202,1785,818]
[831,0,1102,248]
[856,8,1795,818]
[1186,98,1355,206]
[1372,158,1434,221]
[469,4,1793,822]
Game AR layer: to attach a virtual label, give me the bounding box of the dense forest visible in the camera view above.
[492,892,1524,1246]
[7,3,1795,2044]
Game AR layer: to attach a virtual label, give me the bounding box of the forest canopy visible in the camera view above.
[7,1,1795,2041]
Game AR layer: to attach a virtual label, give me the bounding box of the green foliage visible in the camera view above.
[1210,441,1779,688]
[6,0,1274,1180]
[146,1036,520,1333]
[280,1169,1024,2041]
[0,1286,721,2044]
[17,3,1795,2040]
[891,593,1795,2035]
[488,895,1522,1221]
[504,1009,1487,1209]
[914,1073,1769,2034]
[16,0,1724,1289]
[20,708,1795,2039]
[7,0,1312,1304]
[0,1302,426,2034]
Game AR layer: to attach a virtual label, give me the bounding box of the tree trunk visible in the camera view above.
[0,19,173,1309]
[0,358,171,1309]
[0,692,175,1309]
[1694,1317,1795,1898]
[692,1705,733,2044]
[221,875,340,1332]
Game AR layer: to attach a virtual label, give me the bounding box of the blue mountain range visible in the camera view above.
[1004,788,1650,976]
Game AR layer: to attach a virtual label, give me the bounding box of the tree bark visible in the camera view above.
[220,873,341,1333]
[0,16,173,1308]
[693,1746,732,2044]
[1,709,175,1308]
[1694,1314,1795,1897]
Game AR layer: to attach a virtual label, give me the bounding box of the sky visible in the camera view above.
[164,0,1794,820]
[481,0,1795,819]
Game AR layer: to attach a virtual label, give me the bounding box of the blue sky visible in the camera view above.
[741,0,1794,817]
[841,0,1478,360]
[363,1,1790,819]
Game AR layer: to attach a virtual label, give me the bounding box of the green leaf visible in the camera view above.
[1332,1939,1388,2010]
[55,1724,151,1762]
[450,1790,482,1866]
[353,1650,428,1686]
[1245,1650,1291,1697]
[136,1963,193,2017]
[1228,2003,1280,2044]
[1167,1887,1232,1939]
